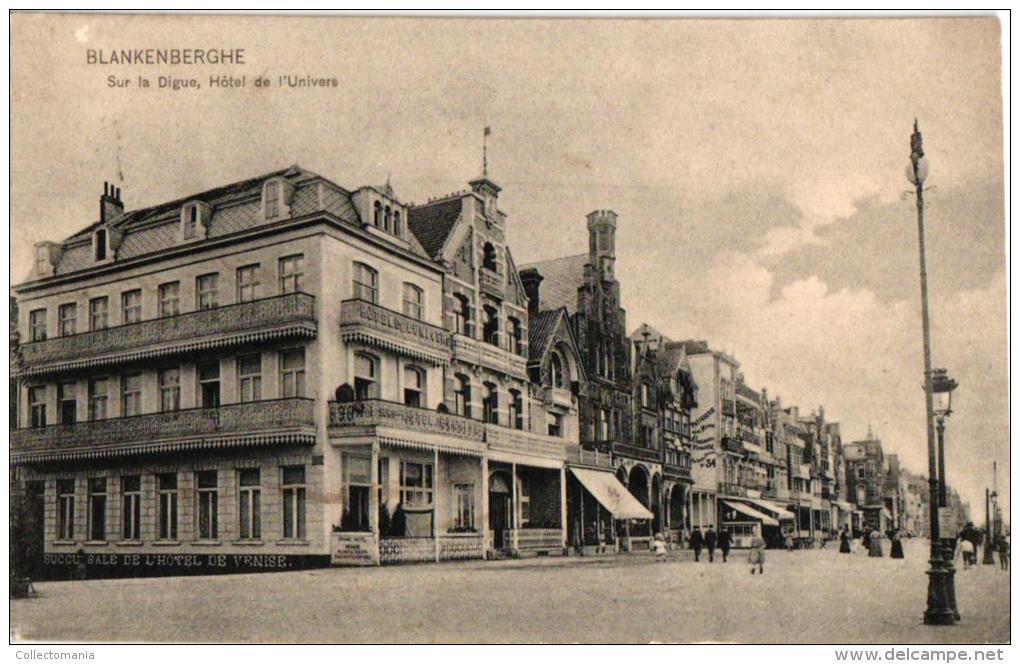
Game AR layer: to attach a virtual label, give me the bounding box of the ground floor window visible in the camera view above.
[341,453,371,532]
[157,473,178,540]
[196,471,218,540]
[88,477,107,541]
[238,468,261,540]
[57,479,75,540]
[453,483,475,531]
[282,466,307,540]
[400,461,433,508]
[121,475,141,540]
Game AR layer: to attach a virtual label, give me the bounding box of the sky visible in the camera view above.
[9,15,1007,521]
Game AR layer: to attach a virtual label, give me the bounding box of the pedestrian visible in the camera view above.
[717,527,732,563]
[596,528,607,554]
[689,526,704,562]
[653,533,668,562]
[999,534,1010,571]
[889,530,904,559]
[960,537,975,569]
[390,501,407,538]
[784,532,795,552]
[74,547,88,581]
[868,528,883,557]
[839,525,852,554]
[748,525,766,575]
[705,525,718,563]
[862,527,872,554]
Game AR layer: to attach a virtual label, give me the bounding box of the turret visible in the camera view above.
[587,209,617,282]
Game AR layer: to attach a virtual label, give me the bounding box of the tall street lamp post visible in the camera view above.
[984,487,996,564]
[907,120,957,626]
[931,368,959,620]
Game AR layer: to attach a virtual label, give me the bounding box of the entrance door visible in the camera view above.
[490,492,511,549]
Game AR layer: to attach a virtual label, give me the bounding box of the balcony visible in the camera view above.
[663,463,692,482]
[340,298,451,366]
[566,445,614,469]
[609,441,661,464]
[10,397,316,464]
[451,334,527,377]
[18,293,317,377]
[543,385,574,409]
[328,399,485,443]
[721,436,745,455]
[485,424,566,462]
[479,268,504,299]
[763,485,791,501]
[719,482,748,497]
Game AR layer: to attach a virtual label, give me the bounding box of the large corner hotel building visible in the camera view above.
[11,165,645,576]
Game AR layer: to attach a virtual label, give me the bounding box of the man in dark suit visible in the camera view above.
[705,525,718,562]
[717,527,732,562]
[689,526,704,562]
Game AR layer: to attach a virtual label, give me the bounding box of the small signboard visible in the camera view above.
[938,508,958,536]
[331,532,379,566]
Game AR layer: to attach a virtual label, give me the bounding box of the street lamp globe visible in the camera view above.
[906,156,930,185]
[931,368,957,419]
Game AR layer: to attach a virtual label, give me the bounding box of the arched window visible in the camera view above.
[373,201,383,228]
[550,352,566,388]
[393,210,402,236]
[482,305,499,346]
[354,353,379,400]
[402,283,423,320]
[453,294,471,336]
[403,365,424,408]
[483,382,498,424]
[482,242,498,271]
[353,262,378,303]
[508,317,522,355]
[454,375,471,418]
[384,206,392,233]
[509,389,523,430]
[641,383,650,408]
[94,229,107,261]
[598,409,609,441]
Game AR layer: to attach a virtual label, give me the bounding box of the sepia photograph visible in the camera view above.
[6,10,1010,651]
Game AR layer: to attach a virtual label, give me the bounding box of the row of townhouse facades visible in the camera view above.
[11,164,965,578]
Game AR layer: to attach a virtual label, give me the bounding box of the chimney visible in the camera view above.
[519,267,544,316]
[100,181,124,224]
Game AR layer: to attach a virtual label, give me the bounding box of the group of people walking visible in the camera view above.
[836,525,905,558]
[681,525,766,574]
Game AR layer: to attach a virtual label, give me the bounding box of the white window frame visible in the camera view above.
[196,273,219,310]
[353,262,379,303]
[238,468,261,540]
[121,289,142,324]
[280,348,306,398]
[158,282,180,317]
[158,367,181,412]
[121,476,141,541]
[237,354,262,403]
[29,308,47,341]
[237,264,260,303]
[279,254,304,294]
[453,483,475,530]
[88,477,107,542]
[400,461,434,508]
[57,479,75,541]
[58,302,77,336]
[402,282,423,320]
[281,466,307,540]
[157,473,178,541]
[88,377,108,421]
[196,470,219,541]
[121,373,142,417]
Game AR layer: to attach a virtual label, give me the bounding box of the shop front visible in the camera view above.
[567,464,654,554]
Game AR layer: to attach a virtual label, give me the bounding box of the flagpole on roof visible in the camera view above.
[483,125,491,177]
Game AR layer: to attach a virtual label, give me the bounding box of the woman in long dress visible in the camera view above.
[889,530,905,559]
[839,526,852,554]
[868,528,884,557]
[748,525,766,575]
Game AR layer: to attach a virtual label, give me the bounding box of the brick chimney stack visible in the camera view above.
[100,181,124,224]
[519,267,544,316]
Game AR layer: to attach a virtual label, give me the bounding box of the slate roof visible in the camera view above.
[527,308,563,366]
[518,253,589,314]
[407,196,463,259]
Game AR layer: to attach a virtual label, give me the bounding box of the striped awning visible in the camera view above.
[341,330,450,367]
[377,435,485,458]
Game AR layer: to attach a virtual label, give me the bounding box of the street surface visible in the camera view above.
[10,539,1009,643]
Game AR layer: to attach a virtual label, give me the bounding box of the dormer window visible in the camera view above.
[393,210,402,236]
[384,206,392,233]
[482,243,498,271]
[265,182,280,218]
[180,201,211,241]
[184,205,198,239]
[374,201,383,228]
[35,246,48,274]
[94,229,107,261]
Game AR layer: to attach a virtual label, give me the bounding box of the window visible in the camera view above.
[453,483,474,530]
[483,382,498,424]
[353,262,378,303]
[198,362,220,408]
[550,352,566,388]
[400,461,433,507]
[88,378,108,421]
[158,368,180,412]
[509,390,523,430]
[238,468,261,540]
[403,365,424,407]
[641,383,650,408]
[236,264,260,303]
[58,303,77,336]
[599,409,609,441]
[238,355,262,402]
[121,476,141,540]
[353,353,379,401]
[265,181,280,218]
[280,349,306,398]
[158,282,180,317]
[402,283,423,320]
[341,453,371,532]
[281,466,306,540]
[279,255,304,294]
[121,289,142,324]
[373,201,383,228]
[384,206,392,233]
[59,381,77,424]
[184,204,199,240]
[393,210,402,236]
[548,412,564,438]
[94,228,107,261]
[857,467,865,479]
[121,373,141,417]
[88,477,107,541]
[612,410,621,441]
[454,375,471,418]
[482,242,498,271]
[29,309,46,341]
[482,305,499,346]
[35,245,48,274]
[453,295,471,336]
[28,386,46,428]
[508,317,522,355]
[196,471,218,540]
[57,479,75,540]
[89,297,109,331]
[157,473,178,540]
[196,273,219,310]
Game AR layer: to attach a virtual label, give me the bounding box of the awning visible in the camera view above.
[740,497,796,521]
[722,500,779,527]
[569,467,654,520]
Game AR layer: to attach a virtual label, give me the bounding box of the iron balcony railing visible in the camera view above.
[11,397,316,464]
[339,298,451,366]
[18,293,316,376]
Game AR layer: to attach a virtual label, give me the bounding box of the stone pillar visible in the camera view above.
[511,462,519,554]
[481,454,490,558]
[560,466,568,548]
[434,447,441,562]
